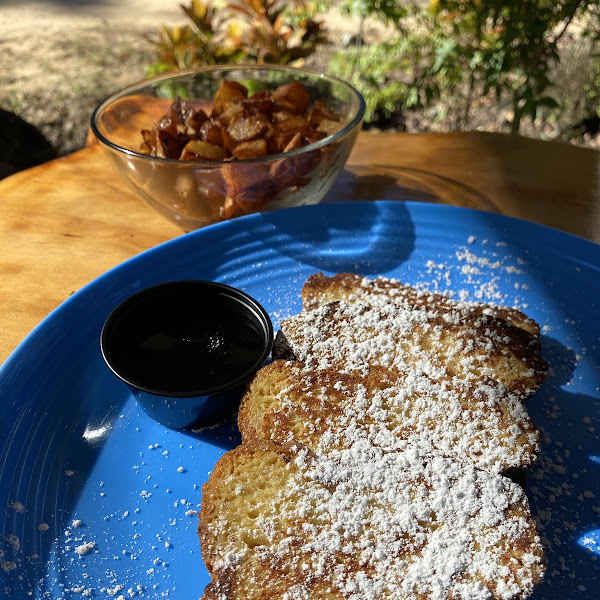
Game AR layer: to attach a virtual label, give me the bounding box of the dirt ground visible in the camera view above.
[1,0,598,170]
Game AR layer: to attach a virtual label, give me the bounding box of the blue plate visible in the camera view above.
[1,201,599,599]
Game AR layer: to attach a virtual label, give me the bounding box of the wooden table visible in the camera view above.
[1,131,599,364]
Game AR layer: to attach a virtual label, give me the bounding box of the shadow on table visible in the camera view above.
[324,165,496,212]
[0,109,56,180]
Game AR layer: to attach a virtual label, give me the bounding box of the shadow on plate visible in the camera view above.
[255,199,417,275]
[246,165,494,275]
[526,335,600,598]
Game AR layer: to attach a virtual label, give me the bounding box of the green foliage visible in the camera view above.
[586,59,600,118]
[328,34,447,122]
[146,0,329,77]
[578,5,600,121]
[337,0,408,23]
[329,0,598,133]
[147,0,600,136]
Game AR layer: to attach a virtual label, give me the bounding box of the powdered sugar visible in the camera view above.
[75,541,96,556]
[202,268,552,599]
[246,361,540,474]
[276,298,546,398]
[206,441,544,600]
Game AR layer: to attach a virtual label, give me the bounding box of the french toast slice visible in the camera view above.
[199,440,545,600]
[302,272,540,337]
[274,300,547,398]
[237,360,540,474]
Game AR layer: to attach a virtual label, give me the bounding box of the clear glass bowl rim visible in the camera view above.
[90,63,366,166]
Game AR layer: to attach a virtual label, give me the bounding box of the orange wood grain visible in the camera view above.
[1,131,599,363]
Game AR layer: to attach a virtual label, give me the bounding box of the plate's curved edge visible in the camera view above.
[404,200,600,258]
[1,200,600,599]
[2,200,599,385]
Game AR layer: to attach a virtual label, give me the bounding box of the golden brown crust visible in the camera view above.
[198,441,298,576]
[238,360,540,475]
[198,273,548,600]
[301,272,541,338]
[199,441,545,600]
[275,300,547,399]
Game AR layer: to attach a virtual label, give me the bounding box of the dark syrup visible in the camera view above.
[113,313,265,394]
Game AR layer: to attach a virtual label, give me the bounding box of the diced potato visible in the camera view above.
[303,130,327,145]
[221,186,275,219]
[220,195,240,219]
[276,114,309,134]
[183,125,198,140]
[180,140,227,161]
[177,123,193,137]
[231,138,268,160]
[270,146,321,190]
[222,162,275,218]
[217,102,246,126]
[282,132,303,153]
[153,129,184,159]
[227,114,270,143]
[186,109,209,134]
[223,161,270,193]
[221,127,236,154]
[241,90,275,114]
[154,115,178,137]
[317,118,343,137]
[266,131,296,155]
[212,80,248,116]
[308,100,341,125]
[272,110,296,123]
[272,80,310,115]
[221,190,270,219]
[272,99,298,113]
[167,96,194,126]
[200,119,224,147]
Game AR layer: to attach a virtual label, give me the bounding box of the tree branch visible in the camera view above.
[551,1,585,46]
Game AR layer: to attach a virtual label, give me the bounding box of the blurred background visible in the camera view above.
[3,0,600,177]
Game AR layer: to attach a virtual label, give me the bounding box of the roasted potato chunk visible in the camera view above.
[231,139,268,160]
[180,140,227,161]
[199,118,224,147]
[187,108,209,133]
[221,161,274,218]
[228,114,271,143]
[217,102,245,126]
[309,100,341,125]
[317,118,343,137]
[241,90,276,114]
[153,128,184,159]
[276,114,309,134]
[141,79,342,161]
[212,80,248,116]
[272,80,310,115]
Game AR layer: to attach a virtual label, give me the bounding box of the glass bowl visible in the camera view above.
[91,65,365,231]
